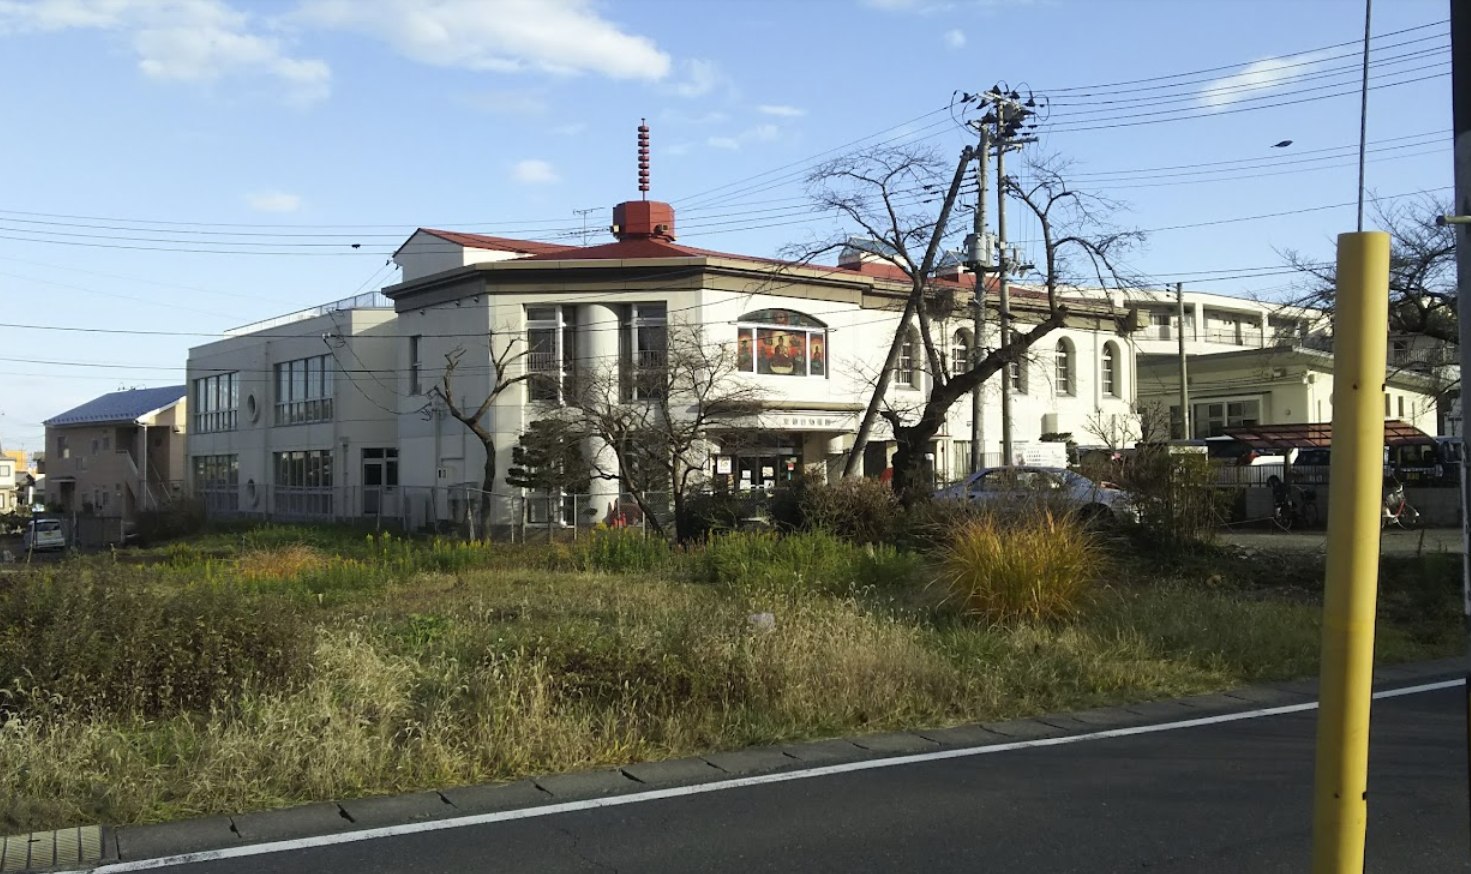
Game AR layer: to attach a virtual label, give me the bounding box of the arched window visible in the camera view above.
[897,328,919,388]
[950,329,972,376]
[1007,331,1027,395]
[1055,338,1074,396]
[734,309,827,377]
[1102,342,1120,398]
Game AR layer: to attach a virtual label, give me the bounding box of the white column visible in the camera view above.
[579,303,622,522]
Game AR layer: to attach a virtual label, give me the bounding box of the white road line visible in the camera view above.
[71,678,1466,874]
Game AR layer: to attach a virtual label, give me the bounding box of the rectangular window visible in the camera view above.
[272,449,333,516]
[896,332,918,389]
[274,355,334,425]
[58,435,70,459]
[1385,394,1392,417]
[193,372,240,433]
[409,335,422,395]
[628,303,668,400]
[527,306,576,403]
[1397,395,1405,418]
[1192,398,1261,439]
[193,454,239,512]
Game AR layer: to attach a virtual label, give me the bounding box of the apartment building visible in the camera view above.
[42,386,187,520]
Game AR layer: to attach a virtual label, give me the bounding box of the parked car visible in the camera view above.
[22,518,66,551]
[935,466,1140,525]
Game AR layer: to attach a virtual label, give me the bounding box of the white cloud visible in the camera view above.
[0,0,331,104]
[757,104,805,118]
[460,89,548,115]
[296,0,670,80]
[246,190,303,212]
[668,57,724,98]
[512,159,560,184]
[1200,52,1329,109]
[943,28,965,49]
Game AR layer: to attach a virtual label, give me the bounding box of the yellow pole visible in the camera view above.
[1311,231,1390,874]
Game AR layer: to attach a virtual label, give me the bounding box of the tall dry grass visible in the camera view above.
[937,512,1102,624]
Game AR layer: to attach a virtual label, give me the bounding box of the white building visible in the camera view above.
[185,199,1141,528]
[185,293,399,519]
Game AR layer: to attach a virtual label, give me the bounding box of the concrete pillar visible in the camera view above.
[579,303,623,522]
[1193,302,1205,342]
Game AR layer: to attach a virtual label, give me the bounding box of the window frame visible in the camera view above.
[1102,342,1120,398]
[1054,338,1074,397]
[273,355,334,425]
[896,328,919,389]
[734,309,829,380]
[193,372,239,433]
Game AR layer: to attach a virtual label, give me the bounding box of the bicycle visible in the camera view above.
[1270,479,1320,531]
[1382,477,1420,530]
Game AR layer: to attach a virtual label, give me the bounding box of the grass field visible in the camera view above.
[0,521,1459,833]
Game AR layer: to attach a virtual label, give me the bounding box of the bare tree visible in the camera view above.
[557,322,766,539]
[430,337,532,538]
[803,147,1143,500]
[1282,194,1457,343]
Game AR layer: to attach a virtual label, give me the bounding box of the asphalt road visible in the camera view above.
[109,684,1470,874]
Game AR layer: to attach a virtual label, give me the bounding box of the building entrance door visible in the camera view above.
[362,448,399,517]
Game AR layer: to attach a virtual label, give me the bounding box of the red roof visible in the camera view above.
[399,228,577,258]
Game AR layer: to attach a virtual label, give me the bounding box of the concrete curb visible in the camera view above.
[16,656,1469,871]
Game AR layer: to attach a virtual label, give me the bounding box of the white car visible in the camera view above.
[22,518,67,551]
[935,466,1140,525]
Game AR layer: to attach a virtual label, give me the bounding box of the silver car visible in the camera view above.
[935,466,1140,525]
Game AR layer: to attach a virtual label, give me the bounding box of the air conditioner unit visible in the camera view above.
[1041,413,1061,434]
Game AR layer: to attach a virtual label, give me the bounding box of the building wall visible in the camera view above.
[186,308,399,515]
[1138,354,1440,437]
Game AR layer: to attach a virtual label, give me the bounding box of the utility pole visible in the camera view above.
[969,125,991,474]
[1448,0,1471,849]
[996,140,1014,466]
[1176,282,1190,439]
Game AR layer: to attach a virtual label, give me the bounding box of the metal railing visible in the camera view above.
[226,291,392,336]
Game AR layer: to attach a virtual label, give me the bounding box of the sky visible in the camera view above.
[0,0,1453,455]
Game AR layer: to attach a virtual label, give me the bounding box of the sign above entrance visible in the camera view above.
[756,412,858,433]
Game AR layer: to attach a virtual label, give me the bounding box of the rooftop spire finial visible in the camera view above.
[637,118,650,200]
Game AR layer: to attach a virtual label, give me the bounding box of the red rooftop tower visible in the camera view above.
[612,119,676,242]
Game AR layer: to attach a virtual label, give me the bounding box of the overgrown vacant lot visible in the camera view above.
[0,519,1460,833]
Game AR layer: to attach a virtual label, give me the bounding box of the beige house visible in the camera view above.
[43,386,187,520]
[1137,346,1440,438]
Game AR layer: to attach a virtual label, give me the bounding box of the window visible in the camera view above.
[193,454,239,512]
[58,435,70,459]
[1384,394,1392,417]
[1192,399,1261,439]
[102,435,110,451]
[1008,334,1027,394]
[1391,339,1409,364]
[1054,339,1074,396]
[273,449,333,516]
[274,355,333,425]
[896,328,919,389]
[527,305,577,403]
[193,372,239,433]
[734,309,828,379]
[409,335,422,395]
[627,303,668,400]
[1398,395,1405,418]
[950,330,971,376]
[1102,343,1120,398]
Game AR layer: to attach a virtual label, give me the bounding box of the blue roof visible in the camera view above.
[44,385,187,427]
